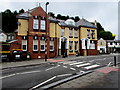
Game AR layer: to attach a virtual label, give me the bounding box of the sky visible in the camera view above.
[0,0,119,39]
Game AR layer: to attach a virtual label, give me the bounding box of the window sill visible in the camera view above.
[40,51,45,53]
[69,36,73,38]
[50,51,54,53]
[69,50,73,52]
[74,37,78,38]
[40,30,46,32]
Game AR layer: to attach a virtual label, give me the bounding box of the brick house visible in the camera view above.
[17,6,98,59]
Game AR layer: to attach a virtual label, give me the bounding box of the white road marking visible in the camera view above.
[76,63,90,67]
[69,62,83,65]
[16,70,41,75]
[70,68,76,71]
[107,62,112,66]
[84,64,100,70]
[63,66,67,68]
[57,74,72,77]
[45,65,60,71]
[63,61,77,64]
[30,76,56,90]
[0,74,16,79]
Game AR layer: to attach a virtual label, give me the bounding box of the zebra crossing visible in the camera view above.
[59,60,101,71]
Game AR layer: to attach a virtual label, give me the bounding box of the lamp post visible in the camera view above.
[45,2,49,62]
[85,38,88,56]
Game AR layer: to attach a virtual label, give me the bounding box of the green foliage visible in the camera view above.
[2,9,18,33]
[99,31,115,40]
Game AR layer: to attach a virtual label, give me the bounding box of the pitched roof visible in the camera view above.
[76,18,97,28]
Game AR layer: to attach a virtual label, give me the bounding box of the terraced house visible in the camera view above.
[17,6,98,59]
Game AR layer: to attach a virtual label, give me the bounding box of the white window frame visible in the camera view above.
[40,40,45,51]
[69,41,73,51]
[40,20,46,30]
[22,40,27,51]
[61,29,64,36]
[50,41,54,51]
[33,40,38,51]
[33,19,39,29]
[74,30,78,38]
[74,41,78,51]
[69,29,73,37]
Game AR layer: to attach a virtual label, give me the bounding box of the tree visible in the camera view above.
[19,9,24,14]
[99,31,115,40]
[48,12,55,18]
[2,9,18,33]
[74,16,80,22]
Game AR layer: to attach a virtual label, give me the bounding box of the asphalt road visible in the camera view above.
[2,54,120,89]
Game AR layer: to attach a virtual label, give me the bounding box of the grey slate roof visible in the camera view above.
[49,17,96,28]
[76,18,97,28]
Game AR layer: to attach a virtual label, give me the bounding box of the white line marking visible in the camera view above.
[84,64,100,70]
[63,61,77,64]
[0,74,16,79]
[57,74,72,77]
[16,70,41,75]
[107,62,112,66]
[63,66,67,68]
[69,62,83,65]
[30,76,56,90]
[70,68,76,71]
[76,63,90,67]
[45,65,60,71]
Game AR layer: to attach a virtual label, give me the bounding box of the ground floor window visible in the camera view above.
[22,40,27,51]
[50,41,54,51]
[40,40,45,51]
[33,40,38,51]
[69,41,73,52]
[74,41,78,51]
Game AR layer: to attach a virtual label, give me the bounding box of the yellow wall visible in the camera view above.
[50,23,55,37]
[18,19,28,36]
[80,27,97,40]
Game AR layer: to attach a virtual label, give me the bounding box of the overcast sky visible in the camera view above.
[0,0,119,39]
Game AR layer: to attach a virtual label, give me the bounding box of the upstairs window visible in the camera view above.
[87,29,90,39]
[74,30,78,38]
[61,29,65,37]
[33,19,39,30]
[91,30,95,39]
[69,28,73,38]
[40,20,45,30]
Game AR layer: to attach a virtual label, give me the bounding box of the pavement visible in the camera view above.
[51,65,120,89]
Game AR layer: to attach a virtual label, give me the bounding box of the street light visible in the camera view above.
[45,2,49,62]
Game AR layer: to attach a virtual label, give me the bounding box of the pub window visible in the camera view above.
[40,40,45,51]
[40,20,46,31]
[50,41,54,51]
[33,19,39,30]
[74,30,78,38]
[91,30,95,39]
[69,28,73,38]
[74,41,78,51]
[33,40,38,51]
[22,40,27,51]
[61,29,64,37]
[87,29,90,39]
[69,41,73,51]
[8,35,11,40]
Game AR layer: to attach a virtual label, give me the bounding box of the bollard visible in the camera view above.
[114,56,116,66]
